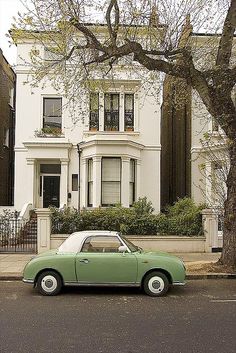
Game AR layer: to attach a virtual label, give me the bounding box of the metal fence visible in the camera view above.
[0,216,37,253]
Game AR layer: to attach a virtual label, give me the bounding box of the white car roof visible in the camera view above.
[58,230,120,253]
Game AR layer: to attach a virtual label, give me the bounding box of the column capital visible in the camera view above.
[93,156,102,163]
[121,156,130,163]
[60,158,69,165]
[26,158,35,165]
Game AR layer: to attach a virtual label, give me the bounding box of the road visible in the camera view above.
[0,280,236,353]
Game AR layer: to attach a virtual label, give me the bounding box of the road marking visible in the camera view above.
[211,299,236,303]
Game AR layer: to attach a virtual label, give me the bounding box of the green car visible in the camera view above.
[23,231,186,297]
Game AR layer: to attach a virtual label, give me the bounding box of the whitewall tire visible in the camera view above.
[37,271,62,296]
[143,271,169,297]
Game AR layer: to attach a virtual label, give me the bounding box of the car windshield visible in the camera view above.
[121,236,139,252]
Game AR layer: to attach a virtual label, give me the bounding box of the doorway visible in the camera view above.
[40,175,60,208]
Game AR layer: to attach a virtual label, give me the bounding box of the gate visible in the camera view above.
[0,214,37,253]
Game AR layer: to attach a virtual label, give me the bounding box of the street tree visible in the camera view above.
[12,0,236,268]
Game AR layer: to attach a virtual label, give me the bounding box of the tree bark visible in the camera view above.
[220,139,236,268]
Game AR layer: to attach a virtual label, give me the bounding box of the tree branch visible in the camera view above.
[106,0,120,45]
[216,0,236,67]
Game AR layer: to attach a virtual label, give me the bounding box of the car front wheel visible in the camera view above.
[143,271,169,297]
[37,271,62,296]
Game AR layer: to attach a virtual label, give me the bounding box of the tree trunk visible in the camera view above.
[220,140,236,269]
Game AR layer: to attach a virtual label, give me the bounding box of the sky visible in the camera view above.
[0,0,24,65]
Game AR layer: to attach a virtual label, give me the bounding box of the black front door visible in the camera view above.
[43,176,60,208]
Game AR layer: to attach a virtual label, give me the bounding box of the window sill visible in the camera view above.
[35,134,65,138]
[84,131,140,136]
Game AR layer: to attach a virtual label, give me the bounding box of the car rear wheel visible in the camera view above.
[37,271,62,296]
[143,271,169,297]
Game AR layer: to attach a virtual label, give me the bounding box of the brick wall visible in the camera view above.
[0,49,15,205]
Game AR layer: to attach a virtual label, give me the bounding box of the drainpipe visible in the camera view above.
[77,143,82,211]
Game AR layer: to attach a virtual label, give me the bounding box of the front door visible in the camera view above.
[43,176,60,208]
[76,235,138,283]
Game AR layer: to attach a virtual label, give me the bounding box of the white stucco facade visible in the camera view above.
[14,39,162,213]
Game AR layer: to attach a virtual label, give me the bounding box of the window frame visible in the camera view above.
[124,93,134,131]
[89,93,99,131]
[101,157,121,206]
[104,93,120,131]
[87,158,93,207]
[42,97,62,130]
[129,159,136,206]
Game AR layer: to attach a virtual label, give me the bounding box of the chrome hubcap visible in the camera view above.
[148,276,165,294]
[41,275,57,293]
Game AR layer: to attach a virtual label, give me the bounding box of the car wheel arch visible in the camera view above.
[141,268,172,288]
[34,268,64,287]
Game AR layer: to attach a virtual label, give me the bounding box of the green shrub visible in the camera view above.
[50,197,204,236]
[158,198,205,236]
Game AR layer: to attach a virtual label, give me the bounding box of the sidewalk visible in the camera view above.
[1,252,234,281]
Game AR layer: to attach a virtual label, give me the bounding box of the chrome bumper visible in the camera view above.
[23,278,34,284]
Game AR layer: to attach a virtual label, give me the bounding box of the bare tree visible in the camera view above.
[11,0,236,268]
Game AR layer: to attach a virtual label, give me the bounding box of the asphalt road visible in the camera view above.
[0,280,236,353]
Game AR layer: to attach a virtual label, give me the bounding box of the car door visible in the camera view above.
[75,235,138,284]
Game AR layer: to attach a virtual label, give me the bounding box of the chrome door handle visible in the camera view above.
[79,259,89,264]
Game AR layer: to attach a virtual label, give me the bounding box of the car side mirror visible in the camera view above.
[118,245,128,254]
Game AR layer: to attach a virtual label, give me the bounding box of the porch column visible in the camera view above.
[35,208,52,254]
[26,158,36,207]
[60,159,69,208]
[93,156,102,207]
[121,157,130,207]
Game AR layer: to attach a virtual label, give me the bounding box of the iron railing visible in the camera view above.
[0,215,37,253]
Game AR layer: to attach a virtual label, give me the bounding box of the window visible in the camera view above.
[87,159,93,207]
[43,98,62,129]
[104,94,119,131]
[124,94,134,131]
[89,93,99,131]
[9,88,14,107]
[102,158,121,206]
[81,236,122,253]
[129,159,136,206]
[72,174,78,191]
[3,128,9,147]
[40,164,61,174]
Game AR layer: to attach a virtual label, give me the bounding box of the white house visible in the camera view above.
[13,29,162,214]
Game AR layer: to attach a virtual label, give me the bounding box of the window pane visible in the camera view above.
[104,94,119,131]
[90,93,99,130]
[82,236,122,253]
[88,159,93,182]
[40,164,61,174]
[72,174,78,191]
[88,182,93,205]
[125,94,134,130]
[130,159,135,182]
[129,183,134,205]
[102,182,120,205]
[44,98,62,117]
[102,158,120,181]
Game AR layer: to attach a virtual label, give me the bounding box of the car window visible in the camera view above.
[81,236,122,253]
